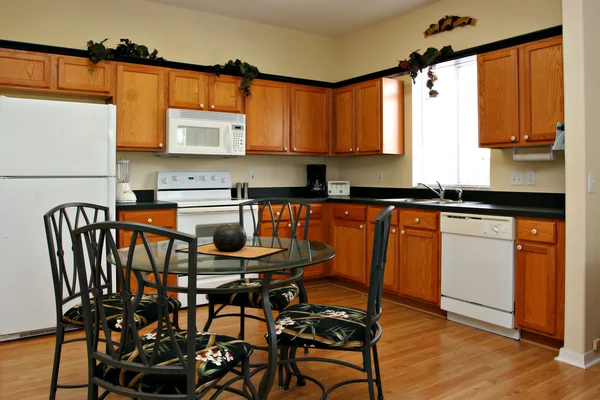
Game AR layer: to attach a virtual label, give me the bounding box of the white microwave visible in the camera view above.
[164,109,246,156]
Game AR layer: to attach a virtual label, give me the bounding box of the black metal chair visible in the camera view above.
[72,221,258,399]
[272,206,395,400]
[43,203,181,400]
[203,198,312,339]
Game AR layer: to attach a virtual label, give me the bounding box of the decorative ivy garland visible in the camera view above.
[398,46,453,97]
[213,59,260,97]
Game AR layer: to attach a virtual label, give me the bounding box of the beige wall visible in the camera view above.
[336,0,565,192]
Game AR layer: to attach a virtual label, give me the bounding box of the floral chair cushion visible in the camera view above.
[206,278,299,311]
[97,328,253,394]
[268,303,368,350]
[62,293,181,331]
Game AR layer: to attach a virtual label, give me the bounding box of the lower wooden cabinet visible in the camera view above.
[298,219,327,279]
[515,218,565,339]
[331,218,367,284]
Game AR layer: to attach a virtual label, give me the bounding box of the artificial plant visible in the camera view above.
[86,38,164,66]
[398,46,453,97]
[213,59,260,97]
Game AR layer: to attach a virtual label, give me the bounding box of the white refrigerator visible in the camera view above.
[0,96,116,340]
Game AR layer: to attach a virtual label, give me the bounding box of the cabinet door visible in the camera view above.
[355,79,382,154]
[520,36,564,145]
[0,49,52,88]
[116,64,167,150]
[331,219,367,284]
[168,70,208,110]
[515,241,557,336]
[399,228,439,304]
[245,80,289,153]
[208,75,244,113]
[259,222,293,238]
[333,86,355,154]
[478,49,520,147]
[298,219,326,278]
[290,85,330,154]
[57,57,115,94]
[367,223,399,293]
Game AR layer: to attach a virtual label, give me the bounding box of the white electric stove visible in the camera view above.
[156,171,255,307]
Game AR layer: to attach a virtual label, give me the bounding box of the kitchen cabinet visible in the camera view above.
[208,74,244,113]
[298,219,326,278]
[57,56,115,94]
[515,217,565,339]
[399,210,440,304]
[290,85,330,154]
[168,70,209,110]
[366,206,400,293]
[117,208,178,297]
[0,49,52,89]
[333,77,404,155]
[115,63,167,151]
[245,79,290,153]
[331,204,367,284]
[478,35,563,148]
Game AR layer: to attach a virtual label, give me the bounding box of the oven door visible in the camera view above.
[177,206,254,238]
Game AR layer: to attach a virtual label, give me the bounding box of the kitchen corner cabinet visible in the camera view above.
[331,204,367,284]
[290,85,330,154]
[399,210,440,304]
[115,63,167,151]
[478,35,563,148]
[515,217,565,339]
[333,77,404,155]
[366,206,400,293]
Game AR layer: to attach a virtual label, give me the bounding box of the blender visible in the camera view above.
[116,158,137,203]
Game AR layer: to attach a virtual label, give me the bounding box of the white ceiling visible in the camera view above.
[146,0,441,37]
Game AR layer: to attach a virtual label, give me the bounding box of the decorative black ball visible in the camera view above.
[213,224,247,252]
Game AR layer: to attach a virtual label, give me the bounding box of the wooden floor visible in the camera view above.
[2,284,600,399]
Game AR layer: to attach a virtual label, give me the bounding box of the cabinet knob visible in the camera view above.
[511,136,516,142]
[401,230,405,235]
[284,147,288,151]
[210,105,215,109]
[360,224,364,229]
[392,228,397,234]
[415,217,420,223]
[531,229,537,235]
[349,148,353,152]
[287,223,292,228]
[147,218,153,223]
[309,210,313,214]
[276,211,280,216]
[345,211,349,215]
[200,103,204,109]
[158,143,163,148]
[293,147,297,152]
[357,148,360,152]
[517,245,522,251]
[524,135,529,141]
[297,222,301,227]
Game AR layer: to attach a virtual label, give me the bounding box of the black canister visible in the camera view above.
[307,164,327,197]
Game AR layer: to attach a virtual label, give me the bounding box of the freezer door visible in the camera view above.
[0,96,116,177]
[0,177,115,338]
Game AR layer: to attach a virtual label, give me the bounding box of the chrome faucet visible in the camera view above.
[417,182,464,202]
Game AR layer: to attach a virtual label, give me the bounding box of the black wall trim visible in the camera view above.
[0,25,562,89]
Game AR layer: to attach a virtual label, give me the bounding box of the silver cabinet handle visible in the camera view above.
[345,211,349,215]
[517,245,522,250]
[158,143,163,148]
[511,136,516,141]
[401,230,405,235]
[524,135,529,141]
[349,148,353,152]
[532,229,537,235]
[415,217,420,223]
[392,228,397,233]
[210,105,215,109]
[360,225,364,229]
[284,147,288,151]
[147,218,153,223]
[200,103,204,108]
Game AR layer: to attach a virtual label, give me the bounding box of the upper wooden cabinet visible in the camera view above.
[245,79,289,153]
[333,77,404,155]
[57,57,115,94]
[0,49,52,89]
[208,75,244,113]
[290,85,330,154]
[115,63,167,151]
[478,36,563,148]
[168,70,208,110]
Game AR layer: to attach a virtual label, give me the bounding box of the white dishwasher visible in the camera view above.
[440,212,519,340]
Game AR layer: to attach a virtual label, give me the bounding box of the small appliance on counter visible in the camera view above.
[307,164,327,197]
[328,181,351,197]
[116,158,137,203]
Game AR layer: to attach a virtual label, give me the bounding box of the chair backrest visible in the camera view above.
[240,198,311,240]
[44,202,110,319]
[72,221,198,397]
[365,206,395,330]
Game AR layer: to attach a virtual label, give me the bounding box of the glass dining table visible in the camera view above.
[111,235,336,399]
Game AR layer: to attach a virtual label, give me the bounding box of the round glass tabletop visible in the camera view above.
[109,236,336,275]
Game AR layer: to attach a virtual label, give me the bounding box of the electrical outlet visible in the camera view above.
[510,172,524,186]
[377,171,383,183]
[249,172,255,183]
[526,171,536,185]
[594,338,600,351]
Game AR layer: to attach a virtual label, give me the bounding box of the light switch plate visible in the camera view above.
[510,172,524,186]
[589,172,596,193]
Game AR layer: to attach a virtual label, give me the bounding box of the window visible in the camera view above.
[412,55,490,188]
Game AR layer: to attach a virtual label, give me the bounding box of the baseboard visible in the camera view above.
[555,347,600,369]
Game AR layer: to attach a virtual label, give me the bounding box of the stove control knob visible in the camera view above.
[221,178,226,183]
[199,175,206,181]
[211,175,217,181]
[161,177,167,184]
[173,176,179,182]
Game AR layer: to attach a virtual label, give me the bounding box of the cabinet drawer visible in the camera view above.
[400,210,439,231]
[367,206,399,225]
[118,209,176,228]
[332,204,367,221]
[259,205,293,222]
[517,218,557,244]
[297,203,324,219]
